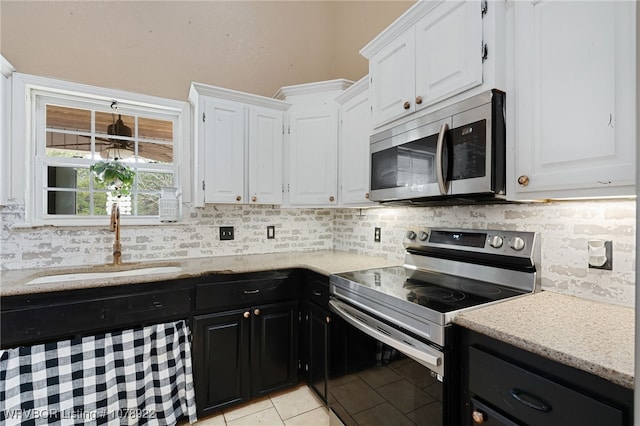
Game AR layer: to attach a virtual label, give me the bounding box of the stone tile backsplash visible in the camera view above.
[1,199,635,307]
[0,203,333,270]
[333,200,636,307]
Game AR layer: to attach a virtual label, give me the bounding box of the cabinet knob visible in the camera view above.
[236,195,242,202]
[243,311,250,319]
[254,308,261,316]
[517,175,530,186]
[251,196,257,202]
[403,101,411,110]
[472,410,486,424]
[325,316,331,324]
[415,96,423,105]
[329,196,335,202]
[365,193,370,199]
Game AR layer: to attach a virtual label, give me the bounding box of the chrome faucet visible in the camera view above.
[110,202,122,265]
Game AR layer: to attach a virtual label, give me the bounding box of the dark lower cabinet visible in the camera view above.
[301,271,332,402]
[193,309,250,416]
[307,302,330,402]
[251,301,299,397]
[458,327,633,426]
[193,300,299,417]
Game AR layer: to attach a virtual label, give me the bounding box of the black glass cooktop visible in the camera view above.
[333,266,525,314]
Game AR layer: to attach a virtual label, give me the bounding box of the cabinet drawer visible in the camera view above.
[468,346,624,425]
[305,274,329,307]
[2,288,192,348]
[196,272,297,312]
[470,398,518,426]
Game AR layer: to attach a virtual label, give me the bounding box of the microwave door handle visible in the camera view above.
[436,123,450,195]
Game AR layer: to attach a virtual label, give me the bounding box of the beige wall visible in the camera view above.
[1,1,413,100]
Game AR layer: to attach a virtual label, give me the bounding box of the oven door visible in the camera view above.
[328,299,448,426]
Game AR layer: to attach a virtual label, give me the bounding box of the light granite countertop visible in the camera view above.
[2,255,634,390]
[0,250,400,296]
[454,291,635,389]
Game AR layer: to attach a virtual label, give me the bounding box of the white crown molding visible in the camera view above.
[274,79,354,100]
[359,0,439,59]
[335,75,369,104]
[1,55,16,77]
[190,82,291,111]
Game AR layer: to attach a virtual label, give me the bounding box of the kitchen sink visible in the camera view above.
[25,266,183,285]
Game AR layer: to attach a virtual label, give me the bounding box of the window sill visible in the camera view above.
[11,217,182,230]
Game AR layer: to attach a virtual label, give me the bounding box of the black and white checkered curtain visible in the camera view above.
[0,320,197,425]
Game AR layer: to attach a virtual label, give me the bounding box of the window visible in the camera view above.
[13,74,189,225]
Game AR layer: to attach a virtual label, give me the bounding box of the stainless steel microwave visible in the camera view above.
[369,89,506,205]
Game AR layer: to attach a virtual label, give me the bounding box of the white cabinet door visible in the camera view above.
[369,29,416,128]
[415,0,483,109]
[340,90,374,206]
[288,110,338,205]
[248,107,283,205]
[512,0,635,199]
[203,98,246,203]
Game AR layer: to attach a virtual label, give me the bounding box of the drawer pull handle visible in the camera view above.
[510,389,552,412]
[313,291,322,297]
[243,289,260,294]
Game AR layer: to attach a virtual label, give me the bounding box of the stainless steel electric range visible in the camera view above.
[327,227,540,426]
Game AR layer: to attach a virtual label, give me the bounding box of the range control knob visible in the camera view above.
[418,231,429,241]
[488,235,503,248]
[509,236,526,251]
[406,231,417,240]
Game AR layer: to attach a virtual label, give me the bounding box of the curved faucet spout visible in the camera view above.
[110,202,122,265]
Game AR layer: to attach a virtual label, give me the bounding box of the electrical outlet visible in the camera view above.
[588,239,612,270]
[267,226,275,239]
[220,226,234,241]
[374,227,381,242]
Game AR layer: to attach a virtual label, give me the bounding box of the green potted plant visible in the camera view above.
[90,160,136,197]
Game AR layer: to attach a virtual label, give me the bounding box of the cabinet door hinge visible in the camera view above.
[282,124,285,135]
[481,0,488,16]
[202,112,206,122]
[481,42,488,62]
[202,180,206,190]
[288,125,291,135]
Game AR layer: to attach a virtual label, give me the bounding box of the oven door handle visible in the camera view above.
[329,300,443,374]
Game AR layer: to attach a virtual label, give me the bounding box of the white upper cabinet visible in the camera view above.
[203,98,245,204]
[0,56,15,206]
[361,0,499,130]
[248,107,283,205]
[336,77,375,206]
[414,1,483,107]
[510,1,636,199]
[189,83,290,206]
[276,79,352,207]
[368,29,416,126]
[288,109,338,206]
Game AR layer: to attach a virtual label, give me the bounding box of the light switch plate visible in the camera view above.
[267,226,275,239]
[374,227,381,242]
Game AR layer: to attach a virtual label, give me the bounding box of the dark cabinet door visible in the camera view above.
[308,302,330,402]
[193,309,251,417]
[251,300,299,397]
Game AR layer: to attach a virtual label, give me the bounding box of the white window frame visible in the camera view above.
[10,73,191,226]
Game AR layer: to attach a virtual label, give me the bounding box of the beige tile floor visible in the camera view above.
[192,384,329,426]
